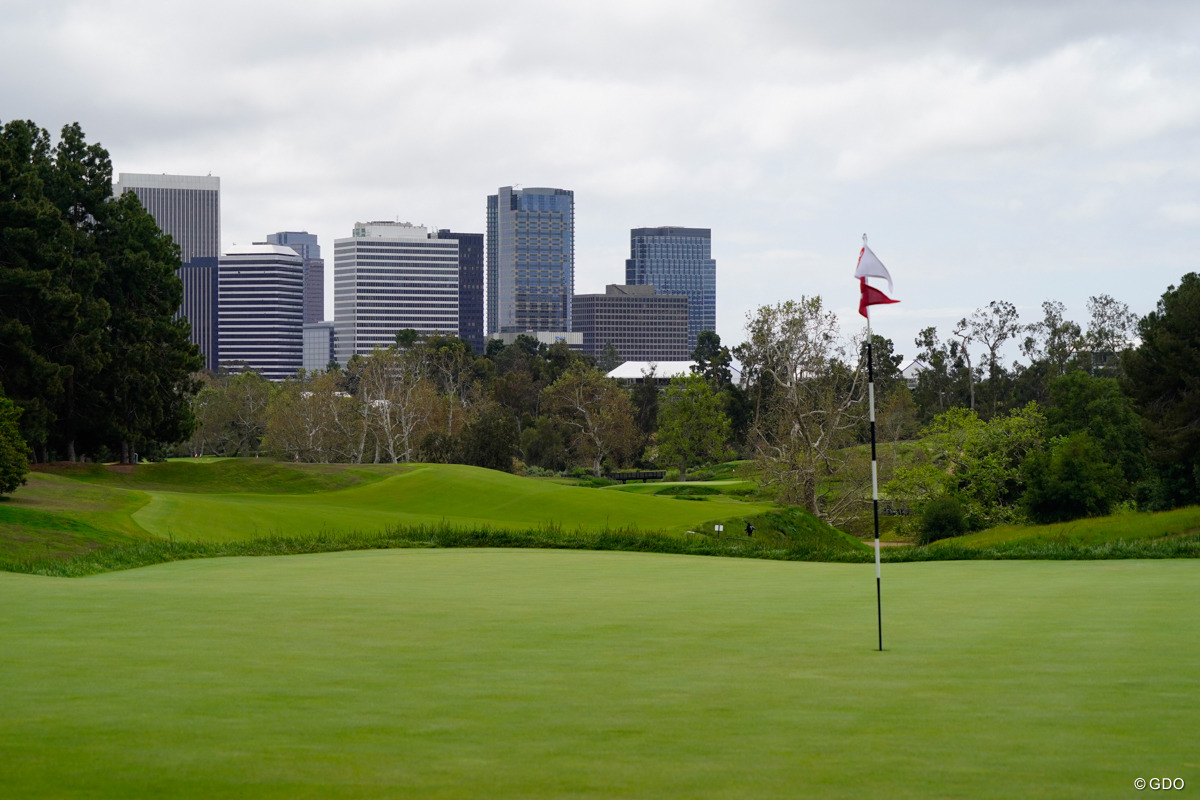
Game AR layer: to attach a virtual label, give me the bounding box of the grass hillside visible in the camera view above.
[0,460,778,560]
[1,550,1195,798]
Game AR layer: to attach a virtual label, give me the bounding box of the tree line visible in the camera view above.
[0,120,201,478]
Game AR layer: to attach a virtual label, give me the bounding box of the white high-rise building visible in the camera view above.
[333,222,459,366]
[218,244,304,380]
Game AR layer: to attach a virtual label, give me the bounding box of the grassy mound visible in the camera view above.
[1,551,1195,798]
[2,461,776,560]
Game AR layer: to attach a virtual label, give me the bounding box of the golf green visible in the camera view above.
[1,551,1195,797]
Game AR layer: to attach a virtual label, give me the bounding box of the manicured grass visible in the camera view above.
[4,462,774,549]
[0,551,1195,798]
[943,506,1200,548]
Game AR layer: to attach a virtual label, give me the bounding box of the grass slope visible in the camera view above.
[0,551,1195,798]
[5,461,774,549]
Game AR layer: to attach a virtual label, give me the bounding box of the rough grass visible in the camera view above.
[1,551,1196,798]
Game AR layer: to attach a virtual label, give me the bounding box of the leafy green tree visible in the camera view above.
[692,330,733,387]
[458,404,519,472]
[0,120,77,458]
[657,375,730,481]
[886,403,1046,526]
[543,363,637,477]
[1123,273,1200,507]
[1045,371,1145,487]
[1084,294,1139,376]
[1021,433,1124,523]
[0,392,30,496]
[93,190,201,462]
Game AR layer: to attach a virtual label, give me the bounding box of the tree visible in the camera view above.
[741,298,865,519]
[597,341,621,373]
[1122,273,1200,507]
[1084,294,1139,376]
[1045,371,1144,487]
[692,330,733,387]
[93,190,201,463]
[543,363,638,477]
[966,300,1021,417]
[458,404,519,472]
[1021,301,1082,387]
[0,120,79,458]
[911,326,968,421]
[1021,433,1124,524]
[359,347,436,463]
[886,403,1046,527]
[657,375,731,481]
[0,392,30,496]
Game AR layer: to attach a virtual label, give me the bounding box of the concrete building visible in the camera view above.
[114,173,221,370]
[487,330,583,351]
[436,229,484,353]
[625,226,716,352]
[266,231,325,324]
[572,284,690,362]
[487,186,574,335]
[303,322,336,373]
[218,244,304,380]
[333,221,459,365]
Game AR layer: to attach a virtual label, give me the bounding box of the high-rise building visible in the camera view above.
[572,285,690,362]
[436,229,484,353]
[486,186,574,334]
[625,226,716,352]
[113,173,221,371]
[266,231,325,324]
[333,222,459,366]
[218,244,304,380]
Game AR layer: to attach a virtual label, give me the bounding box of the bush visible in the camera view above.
[920,495,967,544]
[1021,432,1125,524]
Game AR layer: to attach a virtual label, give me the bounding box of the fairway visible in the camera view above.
[1,463,773,556]
[1,552,1195,798]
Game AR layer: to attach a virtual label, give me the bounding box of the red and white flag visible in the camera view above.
[855,235,898,318]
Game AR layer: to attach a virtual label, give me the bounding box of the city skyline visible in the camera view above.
[8,2,1200,360]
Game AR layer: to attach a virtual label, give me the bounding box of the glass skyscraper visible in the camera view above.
[625,226,716,352]
[437,229,485,353]
[487,187,574,334]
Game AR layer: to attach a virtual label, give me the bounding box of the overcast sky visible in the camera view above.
[4,0,1199,362]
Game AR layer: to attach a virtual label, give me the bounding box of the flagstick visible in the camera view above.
[868,315,882,652]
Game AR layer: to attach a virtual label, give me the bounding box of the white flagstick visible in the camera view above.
[868,312,883,652]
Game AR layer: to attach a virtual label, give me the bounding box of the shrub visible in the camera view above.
[920,495,967,544]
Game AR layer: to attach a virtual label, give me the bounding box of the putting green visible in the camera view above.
[129,463,771,541]
[1,551,1195,798]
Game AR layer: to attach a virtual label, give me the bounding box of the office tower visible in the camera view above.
[303,322,336,373]
[436,229,484,353]
[217,244,304,380]
[333,222,459,366]
[113,173,221,371]
[486,186,574,334]
[572,285,689,362]
[625,226,716,352]
[266,231,325,324]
